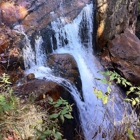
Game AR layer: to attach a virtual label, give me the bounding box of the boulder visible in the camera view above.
[26,73,35,81]
[101,29,140,86]
[47,53,83,95]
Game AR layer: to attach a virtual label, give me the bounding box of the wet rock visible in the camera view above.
[14,78,81,140]
[47,53,83,95]
[20,0,91,35]
[30,27,57,54]
[0,0,91,34]
[101,29,140,86]
[26,73,35,81]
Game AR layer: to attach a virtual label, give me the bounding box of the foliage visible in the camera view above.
[0,73,19,116]
[0,73,73,140]
[127,128,136,140]
[94,88,109,104]
[94,73,112,104]
[48,97,73,122]
[36,97,73,140]
[95,71,140,106]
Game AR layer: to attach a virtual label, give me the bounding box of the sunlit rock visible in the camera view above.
[47,53,83,97]
[101,29,140,86]
[0,2,27,27]
[96,0,137,49]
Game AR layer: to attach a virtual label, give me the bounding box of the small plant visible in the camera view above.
[0,73,74,139]
[94,88,110,104]
[36,97,73,140]
[0,73,19,116]
[94,71,140,106]
[94,72,112,104]
[48,97,73,122]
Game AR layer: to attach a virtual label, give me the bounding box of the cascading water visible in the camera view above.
[14,2,137,140]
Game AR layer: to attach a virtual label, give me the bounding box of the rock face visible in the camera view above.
[0,0,91,35]
[0,26,24,73]
[101,29,140,86]
[0,0,91,72]
[47,54,83,96]
[96,0,138,50]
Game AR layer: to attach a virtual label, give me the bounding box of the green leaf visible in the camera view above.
[60,115,64,123]
[64,114,73,119]
[126,91,132,95]
[100,71,111,76]
[96,90,103,99]
[54,132,62,140]
[102,95,108,104]
[61,108,68,115]
[122,80,126,87]
[43,129,51,135]
[124,98,132,102]
[132,100,136,106]
[129,87,135,92]
[134,92,140,95]
[107,86,111,93]
[101,78,108,84]
[56,99,63,105]
[126,81,132,86]
[49,113,59,119]
[135,97,139,103]
[48,97,53,103]
[127,128,135,140]
[54,103,61,108]
[0,95,5,102]
[116,78,121,84]
[110,75,115,81]
[94,88,98,95]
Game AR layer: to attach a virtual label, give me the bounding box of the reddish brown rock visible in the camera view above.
[0,0,90,35]
[0,25,25,71]
[26,73,35,81]
[47,53,82,95]
[20,0,91,35]
[0,27,10,54]
[96,0,137,50]
[15,79,63,101]
[101,29,140,86]
[0,2,28,27]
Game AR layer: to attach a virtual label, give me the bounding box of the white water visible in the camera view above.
[14,3,137,140]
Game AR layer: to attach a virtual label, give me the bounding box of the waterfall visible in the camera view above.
[14,2,137,140]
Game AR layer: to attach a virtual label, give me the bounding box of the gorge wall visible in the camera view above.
[95,0,140,86]
[96,0,138,49]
